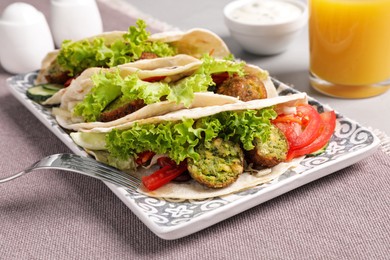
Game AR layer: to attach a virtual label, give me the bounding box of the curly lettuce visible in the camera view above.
[73,70,123,122]
[105,108,277,164]
[121,74,171,104]
[56,20,177,76]
[166,54,245,106]
[73,55,246,122]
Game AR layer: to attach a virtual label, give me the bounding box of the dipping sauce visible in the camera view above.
[228,0,303,25]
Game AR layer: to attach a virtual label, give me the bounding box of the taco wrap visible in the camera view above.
[44,54,277,131]
[36,19,230,85]
[69,92,336,199]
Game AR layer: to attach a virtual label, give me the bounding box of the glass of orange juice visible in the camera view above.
[309,0,390,98]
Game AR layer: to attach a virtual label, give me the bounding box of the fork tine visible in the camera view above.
[88,168,140,188]
[96,175,138,188]
[2,153,142,190]
[41,154,141,189]
[77,158,135,178]
[76,155,142,188]
[71,157,141,185]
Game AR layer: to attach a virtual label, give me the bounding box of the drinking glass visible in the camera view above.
[309,0,390,98]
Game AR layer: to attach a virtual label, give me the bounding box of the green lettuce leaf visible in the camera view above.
[197,54,245,77]
[73,71,123,122]
[72,71,171,122]
[73,55,247,122]
[121,74,171,104]
[214,108,278,150]
[105,108,277,163]
[56,20,177,76]
[166,54,246,106]
[166,73,213,107]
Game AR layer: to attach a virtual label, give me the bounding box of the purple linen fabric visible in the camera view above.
[0,1,389,259]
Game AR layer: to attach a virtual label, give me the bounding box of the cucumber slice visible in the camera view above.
[307,143,329,157]
[41,83,63,91]
[26,85,61,103]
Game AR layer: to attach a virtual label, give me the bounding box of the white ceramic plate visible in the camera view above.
[7,72,380,240]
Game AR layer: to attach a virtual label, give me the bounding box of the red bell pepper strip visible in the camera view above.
[142,161,188,191]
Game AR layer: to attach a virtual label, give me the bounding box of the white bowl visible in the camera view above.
[224,0,308,55]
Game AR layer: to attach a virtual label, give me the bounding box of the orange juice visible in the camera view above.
[309,0,390,98]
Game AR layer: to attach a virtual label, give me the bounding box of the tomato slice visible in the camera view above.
[287,111,336,160]
[142,162,187,191]
[274,104,322,151]
[287,105,322,150]
[273,121,301,147]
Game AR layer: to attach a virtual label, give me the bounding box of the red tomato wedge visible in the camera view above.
[273,121,302,146]
[274,104,322,151]
[142,162,187,191]
[286,110,336,161]
[288,105,322,150]
[273,104,336,161]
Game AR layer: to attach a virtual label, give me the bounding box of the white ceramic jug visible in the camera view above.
[0,3,54,74]
[50,0,103,47]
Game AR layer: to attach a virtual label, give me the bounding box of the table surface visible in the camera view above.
[125,0,390,135]
[1,0,389,259]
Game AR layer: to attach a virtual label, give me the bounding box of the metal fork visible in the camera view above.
[0,153,140,190]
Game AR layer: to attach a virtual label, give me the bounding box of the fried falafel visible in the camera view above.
[246,125,289,168]
[187,138,244,188]
[216,74,267,101]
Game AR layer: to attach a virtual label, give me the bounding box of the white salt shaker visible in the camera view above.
[50,0,103,47]
[0,3,54,74]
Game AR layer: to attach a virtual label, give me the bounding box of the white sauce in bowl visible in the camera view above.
[229,0,303,25]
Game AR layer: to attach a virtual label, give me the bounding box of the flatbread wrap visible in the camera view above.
[36,19,230,85]
[44,54,277,131]
[70,92,337,199]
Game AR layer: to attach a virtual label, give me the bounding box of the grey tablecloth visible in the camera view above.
[1,1,390,259]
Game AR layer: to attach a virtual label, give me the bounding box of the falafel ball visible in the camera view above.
[216,74,267,101]
[246,125,289,168]
[187,138,244,189]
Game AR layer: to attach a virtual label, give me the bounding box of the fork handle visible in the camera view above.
[0,170,28,183]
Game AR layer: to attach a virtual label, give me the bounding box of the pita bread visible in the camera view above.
[71,93,308,199]
[44,54,277,131]
[36,28,230,84]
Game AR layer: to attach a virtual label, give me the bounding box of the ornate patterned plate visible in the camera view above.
[7,72,380,240]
